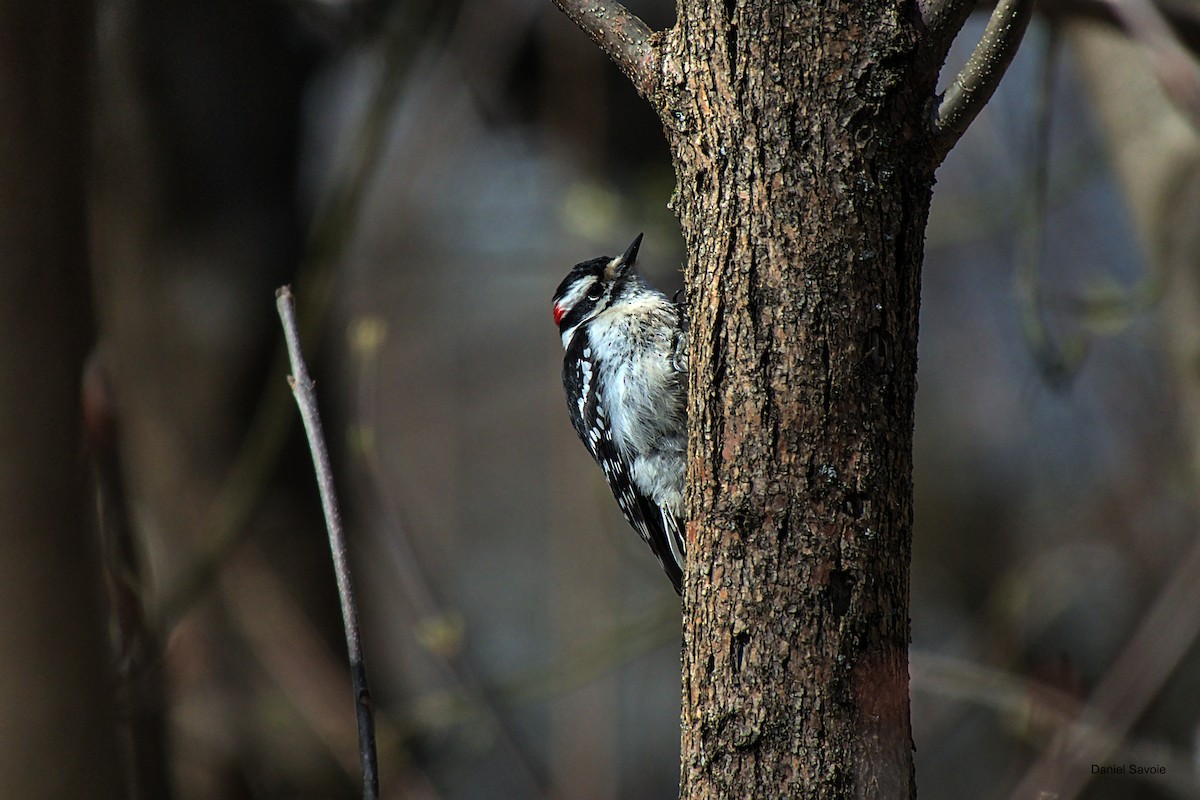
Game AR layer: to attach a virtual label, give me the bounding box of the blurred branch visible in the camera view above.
[281,0,385,46]
[1044,0,1200,54]
[155,0,435,631]
[277,285,379,800]
[932,0,1036,161]
[84,353,172,800]
[1100,0,1200,130]
[371,606,1200,799]
[495,603,678,706]
[912,653,1200,799]
[221,545,446,798]
[349,319,553,798]
[549,0,662,104]
[0,2,126,794]
[1007,533,1200,800]
[221,545,379,779]
[393,603,679,734]
[367,476,555,797]
[1015,23,1088,387]
[1005,17,1200,800]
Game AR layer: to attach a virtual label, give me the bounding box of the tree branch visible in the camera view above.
[549,0,661,102]
[920,0,980,65]
[276,285,379,800]
[931,0,1036,160]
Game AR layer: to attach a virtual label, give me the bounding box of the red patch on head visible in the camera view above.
[553,303,566,326]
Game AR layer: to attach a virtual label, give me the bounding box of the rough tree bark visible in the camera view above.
[0,2,126,797]
[553,0,1032,798]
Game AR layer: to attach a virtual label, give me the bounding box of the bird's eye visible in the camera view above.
[586,285,604,301]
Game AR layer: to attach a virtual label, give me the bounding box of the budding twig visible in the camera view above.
[275,285,379,800]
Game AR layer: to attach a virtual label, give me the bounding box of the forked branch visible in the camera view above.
[931,0,1036,161]
[919,0,979,66]
[550,0,661,102]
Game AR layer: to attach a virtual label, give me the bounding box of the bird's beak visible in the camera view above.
[606,233,644,280]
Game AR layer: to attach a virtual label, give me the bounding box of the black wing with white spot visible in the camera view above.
[562,331,685,594]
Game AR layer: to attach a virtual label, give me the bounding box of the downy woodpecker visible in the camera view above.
[552,234,687,594]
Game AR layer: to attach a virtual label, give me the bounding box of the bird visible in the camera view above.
[552,234,688,594]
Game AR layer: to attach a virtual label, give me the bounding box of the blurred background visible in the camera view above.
[5,0,1200,798]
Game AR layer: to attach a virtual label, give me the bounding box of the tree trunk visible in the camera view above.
[0,3,126,797]
[551,0,1031,796]
[666,5,929,798]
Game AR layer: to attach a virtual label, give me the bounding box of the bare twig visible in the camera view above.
[276,285,379,800]
[549,0,661,102]
[931,0,1036,160]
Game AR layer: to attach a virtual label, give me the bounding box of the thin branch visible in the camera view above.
[549,0,661,102]
[931,0,1036,161]
[276,285,379,800]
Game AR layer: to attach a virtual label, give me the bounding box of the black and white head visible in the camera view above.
[552,233,644,348]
